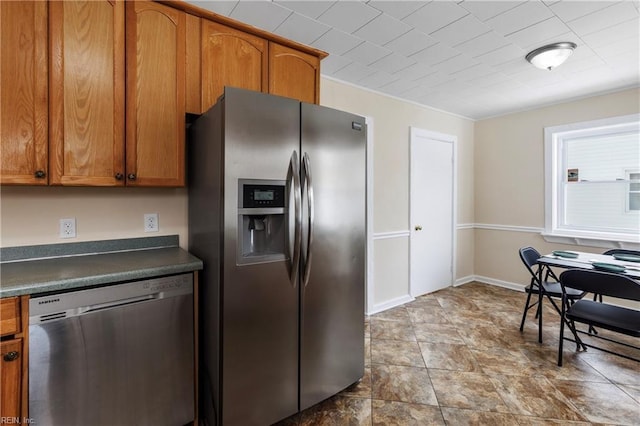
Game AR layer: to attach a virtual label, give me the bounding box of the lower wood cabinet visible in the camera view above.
[0,296,28,420]
[1,339,23,418]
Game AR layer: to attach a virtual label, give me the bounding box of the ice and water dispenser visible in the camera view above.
[237,179,287,264]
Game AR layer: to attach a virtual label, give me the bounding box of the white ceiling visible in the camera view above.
[188,0,640,120]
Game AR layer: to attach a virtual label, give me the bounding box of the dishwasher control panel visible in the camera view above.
[29,273,193,324]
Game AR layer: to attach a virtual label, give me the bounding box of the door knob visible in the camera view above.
[414,225,423,231]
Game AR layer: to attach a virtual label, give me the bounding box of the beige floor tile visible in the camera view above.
[341,367,372,399]
[406,306,450,324]
[552,379,640,425]
[441,407,520,425]
[428,369,510,413]
[411,322,466,344]
[488,374,586,421]
[371,339,425,367]
[372,400,445,425]
[370,318,416,341]
[298,395,371,426]
[371,365,438,405]
[419,342,481,372]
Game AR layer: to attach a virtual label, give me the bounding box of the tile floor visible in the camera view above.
[279,282,640,425]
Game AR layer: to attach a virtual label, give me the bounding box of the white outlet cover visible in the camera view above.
[144,213,159,232]
[59,218,76,238]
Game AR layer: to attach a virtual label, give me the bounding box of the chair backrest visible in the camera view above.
[519,246,541,277]
[602,248,640,256]
[560,269,640,302]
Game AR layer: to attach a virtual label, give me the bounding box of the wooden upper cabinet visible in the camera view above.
[0,1,48,185]
[49,1,125,186]
[269,42,320,104]
[126,1,185,187]
[201,20,268,112]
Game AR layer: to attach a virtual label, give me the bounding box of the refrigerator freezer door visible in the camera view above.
[221,88,301,425]
[299,103,366,410]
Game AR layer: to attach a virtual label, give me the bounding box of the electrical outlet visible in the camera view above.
[144,213,159,232]
[59,218,76,238]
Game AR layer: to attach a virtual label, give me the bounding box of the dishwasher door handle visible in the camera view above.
[79,294,158,315]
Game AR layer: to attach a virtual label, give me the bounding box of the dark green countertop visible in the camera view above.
[0,236,203,297]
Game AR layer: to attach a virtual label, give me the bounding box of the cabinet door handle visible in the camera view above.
[115,173,124,180]
[3,351,19,362]
[127,173,136,181]
[34,170,46,179]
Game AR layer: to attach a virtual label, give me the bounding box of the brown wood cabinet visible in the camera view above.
[269,42,321,105]
[3,0,187,187]
[0,296,29,420]
[2,0,325,187]
[200,20,268,113]
[126,1,186,187]
[49,0,126,186]
[0,1,48,185]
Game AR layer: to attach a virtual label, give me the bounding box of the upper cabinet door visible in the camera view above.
[126,1,186,187]
[269,42,320,104]
[0,1,48,185]
[201,20,268,112]
[49,0,125,186]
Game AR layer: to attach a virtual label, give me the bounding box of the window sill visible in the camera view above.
[541,231,640,250]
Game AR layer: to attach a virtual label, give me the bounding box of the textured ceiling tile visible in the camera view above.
[580,18,640,48]
[274,1,336,19]
[549,0,617,22]
[353,12,412,46]
[320,55,352,75]
[343,41,393,66]
[430,14,491,47]
[410,43,461,66]
[392,62,436,81]
[485,1,554,36]
[367,1,427,20]
[459,0,523,22]
[474,44,526,67]
[455,31,510,57]
[358,70,400,89]
[506,17,572,50]
[190,1,237,16]
[312,29,364,55]
[332,61,377,81]
[274,12,331,45]
[402,1,469,35]
[316,1,381,34]
[384,29,438,57]
[369,52,416,74]
[229,1,292,32]
[566,1,639,37]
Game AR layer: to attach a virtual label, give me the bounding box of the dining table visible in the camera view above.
[532,250,640,344]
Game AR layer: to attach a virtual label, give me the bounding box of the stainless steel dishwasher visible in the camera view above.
[29,273,194,426]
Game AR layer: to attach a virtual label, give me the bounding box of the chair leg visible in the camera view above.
[558,308,565,366]
[519,290,534,332]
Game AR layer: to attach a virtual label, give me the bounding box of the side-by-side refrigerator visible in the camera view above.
[188,87,366,426]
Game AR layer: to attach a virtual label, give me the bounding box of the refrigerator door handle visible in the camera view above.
[287,150,302,287]
[302,152,315,287]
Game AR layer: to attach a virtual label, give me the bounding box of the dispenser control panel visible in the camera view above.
[241,181,285,208]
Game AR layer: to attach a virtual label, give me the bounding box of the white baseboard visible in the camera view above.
[367,294,415,316]
[473,275,525,292]
[454,275,475,286]
[367,276,528,316]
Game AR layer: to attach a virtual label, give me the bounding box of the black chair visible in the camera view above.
[519,247,586,344]
[558,269,640,366]
[602,248,640,256]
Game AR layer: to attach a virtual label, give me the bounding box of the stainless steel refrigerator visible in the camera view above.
[188,87,366,426]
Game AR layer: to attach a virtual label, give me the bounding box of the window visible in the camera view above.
[544,114,640,245]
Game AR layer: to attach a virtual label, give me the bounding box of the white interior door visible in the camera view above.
[410,127,455,297]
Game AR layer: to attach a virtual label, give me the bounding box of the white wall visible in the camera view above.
[0,186,188,248]
[474,87,640,289]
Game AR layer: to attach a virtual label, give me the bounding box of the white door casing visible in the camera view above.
[409,127,456,297]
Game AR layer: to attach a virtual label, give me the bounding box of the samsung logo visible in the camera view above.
[38,298,60,305]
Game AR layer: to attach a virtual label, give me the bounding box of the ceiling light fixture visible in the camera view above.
[525,42,577,70]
